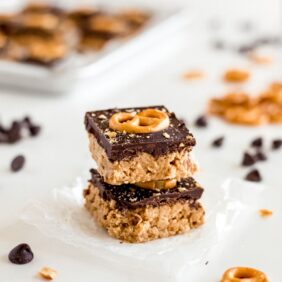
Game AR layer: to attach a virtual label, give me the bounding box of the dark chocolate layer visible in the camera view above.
[85,106,196,161]
[87,169,204,210]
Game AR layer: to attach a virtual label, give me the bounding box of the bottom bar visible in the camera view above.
[84,169,205,243]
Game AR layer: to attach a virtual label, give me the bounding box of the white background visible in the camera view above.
[1,0,282,281]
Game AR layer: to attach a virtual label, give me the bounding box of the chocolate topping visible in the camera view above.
[89,169,204,210]
[85,106,196,161]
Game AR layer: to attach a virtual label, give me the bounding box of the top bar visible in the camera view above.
[85,106,195,161]
[85,106,197,185]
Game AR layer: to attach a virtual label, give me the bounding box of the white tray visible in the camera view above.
[0,0,194,93]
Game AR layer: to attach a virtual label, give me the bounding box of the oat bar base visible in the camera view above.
[84,183,205,243]
[88,134,198,185]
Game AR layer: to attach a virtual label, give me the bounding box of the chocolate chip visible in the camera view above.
[212,136,224,147]
[245,169,262,182]
[11,155,25,172]
[272,139,282,150]
[250,137,263,148]
[29,125,41,137]
[0,116,41,144]
[8,243,34,264]
[195,115,208,128]
[255,151,267,161]
[241,152,256,166]
[22,116,32,126]
[8,121,21,144]
[23,116,41,137]
[0,131,8,143]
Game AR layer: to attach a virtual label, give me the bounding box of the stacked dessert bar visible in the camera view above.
[83,106,205,243]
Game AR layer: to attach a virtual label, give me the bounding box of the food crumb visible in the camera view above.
[39,267,57,280]
[259,209,273,217]
[183,70,205,80]
[223,68,250,83]
[248,52,273,65]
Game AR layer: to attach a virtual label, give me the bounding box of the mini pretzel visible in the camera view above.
[135,179,177,190]
[221,267,269,282]
[109,109,170,133]
[21,13,60,31]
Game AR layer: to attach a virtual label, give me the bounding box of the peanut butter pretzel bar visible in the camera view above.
[85,106,197,185]
[84,169,205,243]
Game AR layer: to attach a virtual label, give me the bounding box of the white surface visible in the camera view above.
[20,176,263,282]
[1,0,282,281]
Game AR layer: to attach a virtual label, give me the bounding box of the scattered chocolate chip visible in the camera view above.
[22,116,31,126]
[11,155,25,172]
[205,261,209,265]
[212,136,224,147]
[251,137,263,148]
[241,152,256,166]
[29,125,41,137]
[272,139,282,150]
[8,243,34,264]
[23,116,41,137]
[0,131,8,143]
[245,169,262,182]
[255,151,267,161]
[8,121,22,144]
[194,115,208,128]
[0,116,41,144]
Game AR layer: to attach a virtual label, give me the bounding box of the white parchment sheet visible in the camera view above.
[21,173,264,282]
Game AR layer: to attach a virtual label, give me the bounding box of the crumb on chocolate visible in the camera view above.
[162,132,170,138]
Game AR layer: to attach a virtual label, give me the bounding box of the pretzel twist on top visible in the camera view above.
[109,109,170,133]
